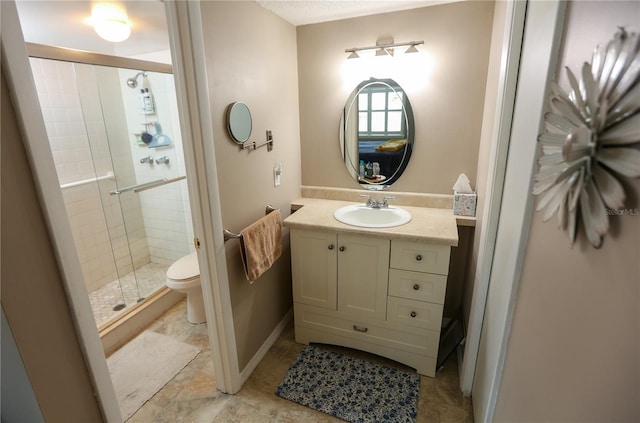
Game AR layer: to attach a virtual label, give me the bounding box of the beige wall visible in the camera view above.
[1,69,104,422]
[199,1,301,371]
[494,1,640,421]
[297,1,494,194]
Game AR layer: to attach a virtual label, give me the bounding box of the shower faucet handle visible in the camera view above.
[140,156,154,164]
[155,156,169,165]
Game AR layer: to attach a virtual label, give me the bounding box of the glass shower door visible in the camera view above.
[87,64,194,326]
[71,61,147,325]
[32,56,194,328]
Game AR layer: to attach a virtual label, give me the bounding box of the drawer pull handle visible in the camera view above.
[353,325,368,333]
[410,311,417,318]
[413,284,420,291]
[328,244,334,250]
[339,246,345,252]
[416,254,422,261]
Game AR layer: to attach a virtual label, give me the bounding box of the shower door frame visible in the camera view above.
[3,2,239,421]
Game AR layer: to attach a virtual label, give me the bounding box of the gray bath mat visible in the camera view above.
[275,345,420,422]
[107,330,201,420]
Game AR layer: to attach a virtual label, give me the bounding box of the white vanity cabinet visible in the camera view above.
[290,228,451,377]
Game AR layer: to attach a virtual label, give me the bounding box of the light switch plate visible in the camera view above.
[274,162,283,187]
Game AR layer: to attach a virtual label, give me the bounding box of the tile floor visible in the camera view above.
[88,262,169,326]
[125,300,473,422]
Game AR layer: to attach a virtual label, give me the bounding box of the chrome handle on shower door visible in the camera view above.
[110,176,186,195]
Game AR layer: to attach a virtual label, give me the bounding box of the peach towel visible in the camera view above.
[240,210,282,282]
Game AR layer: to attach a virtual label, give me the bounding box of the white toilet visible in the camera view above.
[166,252,206,324]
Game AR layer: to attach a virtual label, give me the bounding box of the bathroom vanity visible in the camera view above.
[283,198,459,377]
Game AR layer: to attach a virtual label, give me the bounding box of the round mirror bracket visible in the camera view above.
[226,102,274,151]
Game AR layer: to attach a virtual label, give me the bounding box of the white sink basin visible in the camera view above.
[333,204,412,228]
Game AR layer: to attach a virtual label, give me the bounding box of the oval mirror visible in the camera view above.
[226,102,252,143]
[340,78,414,189]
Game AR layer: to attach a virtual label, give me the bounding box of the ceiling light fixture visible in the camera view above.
[90,3,131,43]
[345,39,423,59]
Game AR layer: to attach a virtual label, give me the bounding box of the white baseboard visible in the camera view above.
[239,307,293,385]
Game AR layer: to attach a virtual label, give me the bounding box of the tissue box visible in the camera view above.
[453,191,477,217]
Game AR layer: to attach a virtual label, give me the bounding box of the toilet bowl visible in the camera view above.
[166,252,206,324]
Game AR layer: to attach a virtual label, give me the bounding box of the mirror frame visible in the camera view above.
[340,78,414,189]
[226,102,252,144]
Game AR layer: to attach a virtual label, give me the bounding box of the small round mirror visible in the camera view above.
[226,102,252,143]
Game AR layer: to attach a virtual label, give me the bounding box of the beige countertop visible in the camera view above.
[283,198,459,246]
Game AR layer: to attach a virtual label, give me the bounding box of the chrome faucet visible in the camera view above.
[381,196,395,208]
[359,194,395,209]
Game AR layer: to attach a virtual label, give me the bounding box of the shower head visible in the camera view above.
[126,71,148,89]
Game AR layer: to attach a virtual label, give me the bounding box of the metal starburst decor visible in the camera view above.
[534,28,640,248]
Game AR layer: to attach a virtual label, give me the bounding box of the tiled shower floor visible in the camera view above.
[88,262,169,326]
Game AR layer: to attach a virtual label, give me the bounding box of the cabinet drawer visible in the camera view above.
[388,269,447,304]
[387,296,444,331]
[294,303,440,357]
[390,240,451,275]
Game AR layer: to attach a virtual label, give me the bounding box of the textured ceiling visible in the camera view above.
[255,0,461,26]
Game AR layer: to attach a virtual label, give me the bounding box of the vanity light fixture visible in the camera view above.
[405,44,420,54]
[375,47,392,57]
[89,3,131,43]
[345,39,424,59]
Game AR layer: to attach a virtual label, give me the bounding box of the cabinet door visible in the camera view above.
[337,234,390,320]
[291,229,337,310]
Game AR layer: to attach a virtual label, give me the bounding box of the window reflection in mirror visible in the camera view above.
[340,78,414,189]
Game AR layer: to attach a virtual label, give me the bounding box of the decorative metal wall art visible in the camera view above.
[534,28,640,248]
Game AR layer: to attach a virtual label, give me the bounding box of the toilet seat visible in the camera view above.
[166,277,200,290]
[167,251,200,282]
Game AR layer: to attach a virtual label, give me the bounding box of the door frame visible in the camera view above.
[2,1,121,420]
[464,1,567,421]
[164,0,241,393]
[459,0,528,394]
[2,2,240,423]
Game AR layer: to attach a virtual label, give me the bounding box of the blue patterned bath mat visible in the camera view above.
[275,345,420,422]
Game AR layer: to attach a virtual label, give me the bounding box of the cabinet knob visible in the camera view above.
[410,311,417,318]
[353,325,368,333]
[413,284,420,291]
[328,244,334,250]
[416,254,422,261]
[339,246,345,252]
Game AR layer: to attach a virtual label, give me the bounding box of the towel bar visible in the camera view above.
[223,205,279,242]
